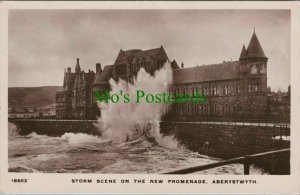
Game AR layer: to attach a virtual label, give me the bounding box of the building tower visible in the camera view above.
[75,58,81,74]
[239,30,268,63]
[239,29,269,117]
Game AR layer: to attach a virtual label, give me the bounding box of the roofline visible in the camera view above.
[121,46,164,53]
[172,77,242,85]
[172,60,240,72]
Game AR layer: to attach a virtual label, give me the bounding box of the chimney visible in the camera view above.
[67,67,71,73]
[181,62,184,69]
[96,63,102,73]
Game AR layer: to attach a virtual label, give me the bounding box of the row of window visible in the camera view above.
[172,83,259,96]
[173,103,242,116]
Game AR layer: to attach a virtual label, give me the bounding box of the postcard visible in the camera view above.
[0,1,299,194]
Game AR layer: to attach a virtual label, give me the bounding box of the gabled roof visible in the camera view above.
[172,61,241,84]
[93,65,114,84]
[114,46,168,65]
[246,32,267,58]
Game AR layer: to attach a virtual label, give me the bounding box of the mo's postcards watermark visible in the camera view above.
[95,90,207,104]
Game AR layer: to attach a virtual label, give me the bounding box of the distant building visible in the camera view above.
[56,58,96,119]
[267,86,290,120]
[8,106,39,118]
[38,104,56,118]
[56,30,274,120]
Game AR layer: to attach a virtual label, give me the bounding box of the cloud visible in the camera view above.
[9,9,290,91]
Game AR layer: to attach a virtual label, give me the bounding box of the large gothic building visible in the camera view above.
[56,31,269,120]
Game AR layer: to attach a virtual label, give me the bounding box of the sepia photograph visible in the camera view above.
[7,9,291,175]
[1,1,300,194]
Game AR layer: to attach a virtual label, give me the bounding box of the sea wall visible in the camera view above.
[9,119,289,159]
[9,119,99,136]
[159,121,290,159]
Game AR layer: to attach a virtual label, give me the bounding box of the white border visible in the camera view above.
[0,1,300,194]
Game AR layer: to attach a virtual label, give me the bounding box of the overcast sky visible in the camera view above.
[9,9,290,91]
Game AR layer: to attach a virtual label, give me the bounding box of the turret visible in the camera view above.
[239,30,268,62]
[239,45,247,61]
[75,58,81,74]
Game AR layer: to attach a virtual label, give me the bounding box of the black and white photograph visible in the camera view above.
[1,2,300,194]
[7,9,291,175]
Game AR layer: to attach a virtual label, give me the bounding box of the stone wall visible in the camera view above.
[9,119,99,136]
[160,121,290,159]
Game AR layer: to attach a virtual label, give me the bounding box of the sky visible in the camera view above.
[9,9,290,91]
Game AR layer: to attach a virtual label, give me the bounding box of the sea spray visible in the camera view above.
[96,61,179,148]
[8,122,20,138]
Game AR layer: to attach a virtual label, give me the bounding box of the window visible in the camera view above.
[237,84,240,94]
[212,86,219,95]
[254,84,259,92]
[203,87,207,95]
[247,84,251,93]
[224,85,229,95]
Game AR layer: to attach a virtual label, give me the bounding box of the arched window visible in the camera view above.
[236,84,240,94]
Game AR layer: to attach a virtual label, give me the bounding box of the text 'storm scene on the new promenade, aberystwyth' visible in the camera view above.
[8,10,290,174]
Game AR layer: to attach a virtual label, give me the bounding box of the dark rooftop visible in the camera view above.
[93,65,114,84]
[246,32,267,58]
[172,61,241,84]
[114,46,168,65]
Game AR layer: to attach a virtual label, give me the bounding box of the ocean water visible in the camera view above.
[8,124,264,174]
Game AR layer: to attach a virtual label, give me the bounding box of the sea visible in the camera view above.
[8,123,265,174]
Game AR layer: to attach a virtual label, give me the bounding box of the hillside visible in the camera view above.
[8,86,63,107]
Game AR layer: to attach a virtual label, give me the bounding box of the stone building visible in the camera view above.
[91,46,179,117]
[169,30,268,119]
[56,58,96,119]
[56,47,178,119]
[56,30,269,120]
[8,106,39,118]
[112,46,179,83]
